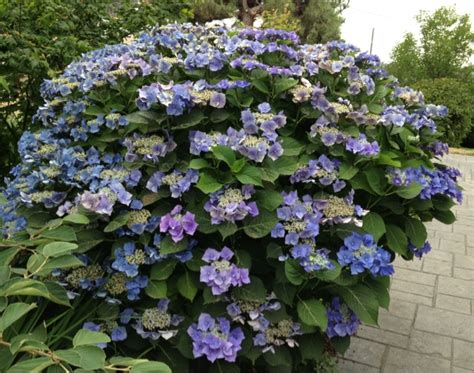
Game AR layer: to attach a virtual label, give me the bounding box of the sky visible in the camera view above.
[340,0,474,62]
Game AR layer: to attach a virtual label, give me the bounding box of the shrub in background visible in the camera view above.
[412,78,474,147]
[0,23,462,372]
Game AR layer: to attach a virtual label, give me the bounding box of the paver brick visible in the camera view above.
[384,299,417,320]
[383,347,451,373]
[357,325,408,348]
[439,239,466,254]
[391,279,434,297]
[338,359,379,373]
[453,339,474,370]
[454,267,474,281]
[436,293,471,314]
[437,276,474,300]
[422,257,453,275]
[414,305,474,342]
[377,313,413,335]
[343,337,386,367]
[454,254,474,270]
[408,330,452,359]
[390,289,433,306]
[393,267,436,286]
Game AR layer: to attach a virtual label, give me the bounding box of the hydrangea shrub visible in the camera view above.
[0,23,462,372]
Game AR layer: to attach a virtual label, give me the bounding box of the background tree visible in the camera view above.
[0,0,192,177]
[387,6,474,147]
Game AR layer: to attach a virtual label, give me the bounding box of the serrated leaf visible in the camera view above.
[42,242,78,257]
[145,280,167,299]
[177,271,197,301]
[385,224,408,255]
[362,212,386,241]
[396,182,423,199]
[188,159,210,170]
[236,165,262,186]
[104,212,130,233]
[334,284,379,325]
[196,173,223,194]
[150,261,177,281]
[284,260,304,285]
[255,190,283,211]
[73,329,111,347]
[404,217,427,247]
[297,299,327,329]
[338,163,359,180]
[212,146,236,167]
[243,208,278,238]
[159,236,188,255]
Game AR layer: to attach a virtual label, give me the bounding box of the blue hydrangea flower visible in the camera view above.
[337,232,394,276]
[111,242,158,277]
[409,240,432,259]
[252,317,302,353]
[146,169,199,198]
[326,297,360,338]
[187,313,244,363]
[290,245,336,273]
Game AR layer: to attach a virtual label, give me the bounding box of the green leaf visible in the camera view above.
[396,182,423,199]
[338,163,359,180]
[377,153,402,167]
[177,271,198,301]
[125,111,161,125]
[252,79,270,94]
[38,255,84,275]
[40,226,77,242]
[364,169,386,195]
[404,217,427,247]
[210,110,231,123]
[0,279,70,306]
[42,242,78,257]
[284,260,304,285]
[255,189,283,211]
[232,277,266,303]
[174,110,206,129]
[0,302,37,332]
[313,261,341,282]
[7,357,54,373]
[432,209,456,224]
[280,137,304,156]
[264,156,299,176]
[63,213,90,225]
[263,346,292,367]
[159,236,188,255]
[299,333,324,361]
[362,212,386,241]
[188,159,210,170]
[212,146,236,167]
[297,299,328,329]
[385,224,408,255]
[196,173,223,194]
[334,284,379,325]
[145,280,167,299]
[236,165,263,186]
[273,282,297,305]
[104,212,130,233]
[274,77,298,96]
[73,329,111,347]
[0,248,19,266]
[243,208,278,238]
[366,277,390,309]
[218,222,238,240]
[130,362,172,373]
[150,261,176,281]
[367,103,383,114]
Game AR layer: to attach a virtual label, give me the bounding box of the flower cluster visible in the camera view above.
[253,318,302,353]
[227,294,281,325]
[200,247,250,295]
[326,297,360,338]
[204,185,259,224]
[387,166,463,203]
[133,299,184,340]
[290,155,346,192]
[409,240,432,258]
[159,205,198,242]
[337,233,394,276]
[123,133,177,163]
[187,314,244,363]
[317,190,366,226]
[146,169,199,198]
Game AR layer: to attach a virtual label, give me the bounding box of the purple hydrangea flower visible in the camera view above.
[409,240,432,259]
[337,232,394,276]
[187,313,245,363]
[111,242,158,277]
[227,294,281,325]
[146,169,199,198]
[123,133,177,163]
[326,297,360,338]
[289,245,336,273]
[316,191,367,227]
[159,205,198,242]
[252,317,302,353]
[204,185,259,224]
[200,247,250,295]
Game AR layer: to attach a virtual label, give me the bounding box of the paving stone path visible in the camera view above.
[339,154,474,373]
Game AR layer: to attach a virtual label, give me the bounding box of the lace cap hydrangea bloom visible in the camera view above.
[226,294,281,325]
[204,185,259,224]
[200,247,250,295]
[83,321,127,348]
[289,245,336,273]
[271,191,321,246]
[187,313,244,363]
[111,242,158,277]
[133,299,184,340]
[337,232,394,276]
[146,169,199,198]
[159,205,198,242]
[290,154,346,192]
[252,317,302,353]
[123,133,177,162]
[326,297,360,338]
[316,190,367,226]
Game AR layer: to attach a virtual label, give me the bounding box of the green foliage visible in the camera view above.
[413,78,474,146]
